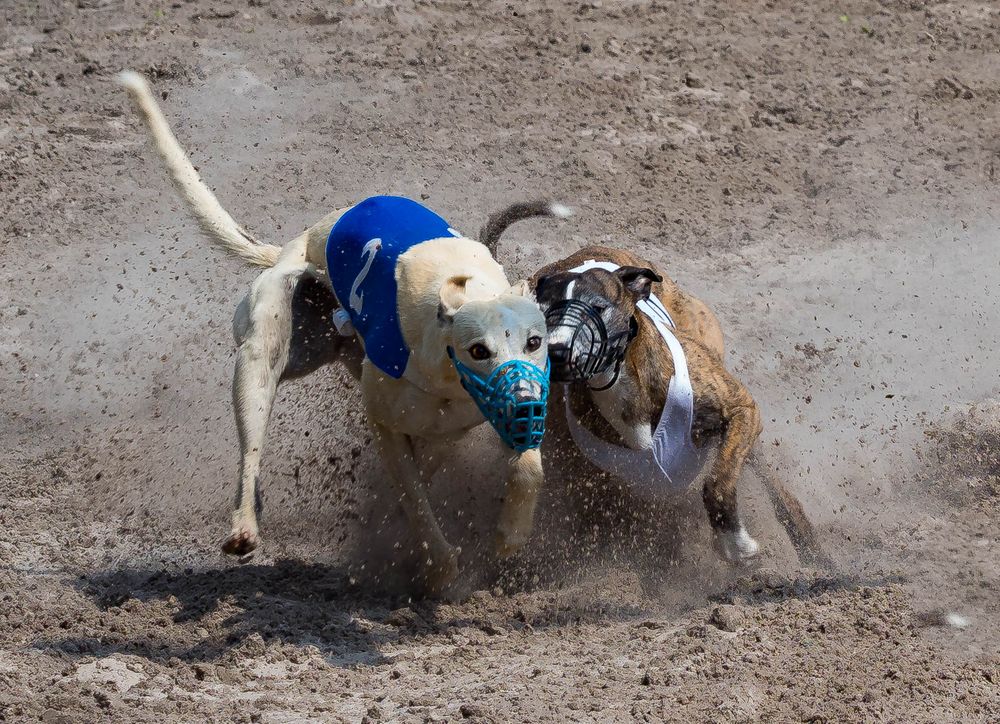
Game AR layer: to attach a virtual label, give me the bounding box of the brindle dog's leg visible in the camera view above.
[700,381,763,563]
[749,452,833,568]
[695,353,830,566]
[224,261,359,556]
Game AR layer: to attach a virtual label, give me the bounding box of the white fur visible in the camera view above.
[944,612,969,630]
[549,202,573,219]
[546,326,573,347]
[540,280,577,348]
[590,374,654,450]
[714,525,760,563]
[121,71,549,594]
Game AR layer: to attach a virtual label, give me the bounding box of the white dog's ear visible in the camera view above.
[438,275,470,322]
[505,280,532,297]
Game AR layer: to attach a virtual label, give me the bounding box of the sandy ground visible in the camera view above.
[2,0,999,721]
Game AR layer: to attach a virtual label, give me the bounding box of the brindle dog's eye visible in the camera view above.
[468,343,492,361]
[525,335,542,353]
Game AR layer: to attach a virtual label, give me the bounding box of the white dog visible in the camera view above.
[119,72,552,595]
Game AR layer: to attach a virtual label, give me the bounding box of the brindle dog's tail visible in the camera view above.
[748,447,836,570]
[117,71,282,268]
[479,200,573,255]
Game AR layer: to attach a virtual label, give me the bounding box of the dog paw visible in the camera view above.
[493,529,529,559]
[418,544,461,597]
[713,526,760,564]
[222,524,259,556]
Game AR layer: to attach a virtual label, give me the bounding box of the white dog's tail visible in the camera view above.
[117,71,281,268]
[479,200,572,255]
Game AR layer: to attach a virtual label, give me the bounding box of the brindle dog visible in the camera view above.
[481,205,828,566]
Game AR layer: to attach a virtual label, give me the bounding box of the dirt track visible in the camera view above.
[2,1,998,721]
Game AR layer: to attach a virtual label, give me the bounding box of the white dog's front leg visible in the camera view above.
[494,447,544,558]
[373,423,460,595]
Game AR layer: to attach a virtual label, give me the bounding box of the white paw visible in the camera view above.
[419,544,461,597]
[494,500,538,559]
[714,526,760,563]
[494,528,529,559]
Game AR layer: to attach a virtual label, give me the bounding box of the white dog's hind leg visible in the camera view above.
[494,447,545,558]
[223,260,304,556]
[373,423,460,595]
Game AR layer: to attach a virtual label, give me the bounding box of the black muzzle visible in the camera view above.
[543,299,634,383]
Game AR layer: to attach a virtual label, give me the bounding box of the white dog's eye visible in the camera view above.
[525,336,542,353]
[468,343,492,361]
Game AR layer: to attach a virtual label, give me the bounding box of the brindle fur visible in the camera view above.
[530,245,826,565]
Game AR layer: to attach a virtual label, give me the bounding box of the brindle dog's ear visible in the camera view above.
[533,275,550,298]
[438,275,471,323]
[615,266,662,301]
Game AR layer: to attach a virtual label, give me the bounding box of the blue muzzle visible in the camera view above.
[448,349,550,452]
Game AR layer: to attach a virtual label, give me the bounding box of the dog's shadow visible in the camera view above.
[36,557,665,669]
[35,551,880,670]
[37,560,427,667]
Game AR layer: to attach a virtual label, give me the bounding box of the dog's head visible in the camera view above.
[441,278,548,372]
[440,277,550,451]
[533,265,661,382]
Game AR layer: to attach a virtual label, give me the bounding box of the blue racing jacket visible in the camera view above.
[326,196,459,378]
